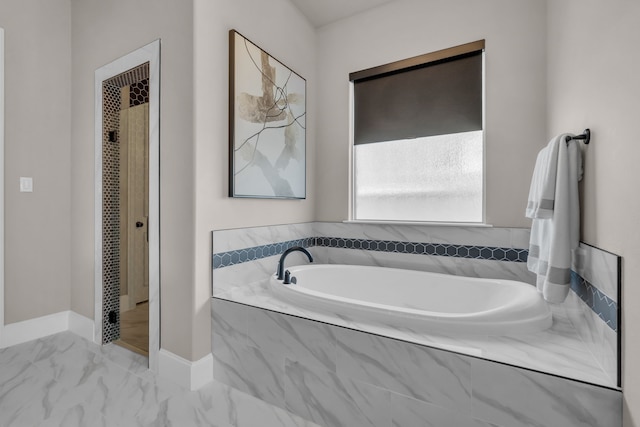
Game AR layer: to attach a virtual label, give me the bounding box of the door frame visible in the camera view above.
[94,40,160,371]
[0,28,5,347]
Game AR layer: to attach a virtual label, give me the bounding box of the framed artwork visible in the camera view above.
[229,30,307,199]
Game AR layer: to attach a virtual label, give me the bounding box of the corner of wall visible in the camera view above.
[158,348,213,391]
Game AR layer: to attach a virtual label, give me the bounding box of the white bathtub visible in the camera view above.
[270,264,552,336]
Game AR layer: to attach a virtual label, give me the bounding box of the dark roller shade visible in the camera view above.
[353,50,483,145]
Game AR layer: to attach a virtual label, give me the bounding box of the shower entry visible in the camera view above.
[95,41,160,370]
[104,66,150,354]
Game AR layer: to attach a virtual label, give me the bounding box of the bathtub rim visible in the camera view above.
[269,263,553,337]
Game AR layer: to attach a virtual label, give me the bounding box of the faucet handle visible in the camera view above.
[283,270,293,284]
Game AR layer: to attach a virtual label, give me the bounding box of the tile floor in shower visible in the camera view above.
[0,332,322,427]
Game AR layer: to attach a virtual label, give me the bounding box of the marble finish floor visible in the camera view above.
[0,332,322,427]
[117,301,149,356]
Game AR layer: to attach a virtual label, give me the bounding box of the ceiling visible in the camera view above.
[289,0,397,28]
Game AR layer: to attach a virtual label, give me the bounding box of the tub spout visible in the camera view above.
[277,246,313,280]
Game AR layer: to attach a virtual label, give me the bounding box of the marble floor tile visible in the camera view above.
[0,331,322,427]
[146,381,322,427]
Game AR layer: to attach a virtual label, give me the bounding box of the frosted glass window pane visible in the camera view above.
[354,131,483,222]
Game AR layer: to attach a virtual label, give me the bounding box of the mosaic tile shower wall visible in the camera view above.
[130,78,149,107]
[101,62,150,345]
[102,82,122,344]
[107,63,149,89]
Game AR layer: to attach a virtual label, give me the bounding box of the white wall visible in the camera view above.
[315,0,547,227]
[193,0,317,358]
[70,0,197,360]
[0,0,72,323]
[546,1,640,425]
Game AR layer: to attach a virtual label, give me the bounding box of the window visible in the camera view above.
[351,40,485,223]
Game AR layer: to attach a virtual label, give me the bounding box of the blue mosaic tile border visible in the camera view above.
[212,236,528,269]
[570,271,618,332]
[316,237,528,262]
[212,237,316,269]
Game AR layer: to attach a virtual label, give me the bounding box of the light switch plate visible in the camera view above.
[20,177,33,192]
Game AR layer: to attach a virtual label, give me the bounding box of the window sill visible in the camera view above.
[343,220,493,228]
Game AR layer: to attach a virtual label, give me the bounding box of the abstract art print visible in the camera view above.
[229,30,306,199]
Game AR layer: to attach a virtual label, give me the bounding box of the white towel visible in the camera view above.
[526,135,561,219]
[526,134,583,303]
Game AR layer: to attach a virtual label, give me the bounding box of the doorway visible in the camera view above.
[117,82,150,356]
[0,28,5,346]
[94,41,160,370]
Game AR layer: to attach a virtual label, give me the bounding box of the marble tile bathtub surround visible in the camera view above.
[573,242,620,302]
[471,358,621,427]
[571,271,618,331]
[321,247,536,284]
[214,283,613,385]
[211,222,535,294]
[312,221,527,248]
[211,299,622,427]
[213,223,619,324]
[564,242,621,387]
[334,327,472,412]
[212,237,316,269]
[212,222,315,254]
[212,249,325,296]
[212,222,620,388]
[212,223,530,269]
[285,360,392,427]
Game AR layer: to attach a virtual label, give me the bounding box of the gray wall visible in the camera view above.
[192,0,318,359]
[315,0,548,226]
[70,0,197,359]
[0,0,72,324]
[546,1,640,425]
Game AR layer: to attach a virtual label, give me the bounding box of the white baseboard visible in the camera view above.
[3,311,68,347]
[1,312,210,391]
[1,311,95,348]
[158,349,213,391]
[68,311,95,342]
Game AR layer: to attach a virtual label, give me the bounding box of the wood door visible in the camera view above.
[121,103,149,306]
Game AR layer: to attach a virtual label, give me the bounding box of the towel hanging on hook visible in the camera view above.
[565,129,590,145]
[526,132,583,303]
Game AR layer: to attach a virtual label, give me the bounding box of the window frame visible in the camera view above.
[349,40,486,225]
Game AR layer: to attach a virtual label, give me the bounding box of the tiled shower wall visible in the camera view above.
[101,63,149,344]
[101,82,122,344]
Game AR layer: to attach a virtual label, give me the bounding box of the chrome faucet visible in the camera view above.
[276,246,313,280]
